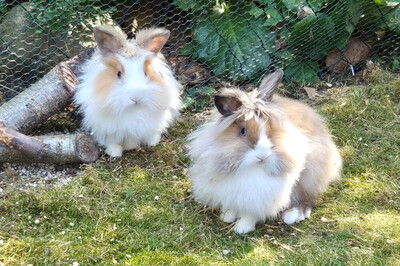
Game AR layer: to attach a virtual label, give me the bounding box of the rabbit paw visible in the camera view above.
[221,210,238,223]
[234,216,257,234]
[105,144,123,157]
[282,205,312,225]
[145,134,161,146]
[123,138,140,151]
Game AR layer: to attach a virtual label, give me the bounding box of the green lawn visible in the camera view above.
[0,70,399,265]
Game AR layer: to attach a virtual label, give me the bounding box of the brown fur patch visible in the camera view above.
[220,117,263,148]
[220,121,240,142]
[94,56,125,101]
[245,118,260,147]
[144,57,165,88]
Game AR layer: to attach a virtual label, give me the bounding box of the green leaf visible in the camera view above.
[185,88,197,98]
[257,0,274,5]
[288,15,335,59]
[387,6,400,34]
[31,0,115,33]
[174,0,196,10]
[196,99,209,111]
[174,0,210,12]
[307,0,327,10]
[250,3,264,18]
[125,191,134,199]
[281,0,306,11]
[369,88,376,95]
[181,44,194,56]
[322,0,369,50]
[358,2,398,33]
[392,57,399,72]
[285,60,320,83]
[264,8,281,26]
[0,4,7,18]
[185,5,275,81]
[182,96,195,109]
[280,0,325,12]
[197,86,216,95]
[275,51,292,60]
[354,88,360,98]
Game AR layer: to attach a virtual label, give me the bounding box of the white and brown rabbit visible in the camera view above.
[74,25,181,157]
[187,69,342,234]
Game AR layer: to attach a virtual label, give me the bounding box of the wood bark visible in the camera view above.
[0,52,87,133]
[0,132,99,164]
[0,122,46,158]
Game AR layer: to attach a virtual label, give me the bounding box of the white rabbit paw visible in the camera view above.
[105,144,123,157]
[234,216,257,234]
[221,210,238,223]
[145,134,161,146]
[282,205,311,225]
[123,138,140,151]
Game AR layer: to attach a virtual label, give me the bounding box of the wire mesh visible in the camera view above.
[0,0,399,104]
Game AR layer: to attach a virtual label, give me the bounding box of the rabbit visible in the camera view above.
[187,69,342,234]
[74,25,181,157]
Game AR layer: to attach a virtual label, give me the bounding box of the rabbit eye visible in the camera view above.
[240,127,246,136]
[117,71,122,78]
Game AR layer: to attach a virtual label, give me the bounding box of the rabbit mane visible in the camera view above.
[74,25,181,157]
[187,70,342,233]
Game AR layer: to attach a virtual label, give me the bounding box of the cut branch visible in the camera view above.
[0,52,87,133]
[0,122,47,158]
[0,132,100,164]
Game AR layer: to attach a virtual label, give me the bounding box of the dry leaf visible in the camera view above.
[346,251,352,260]
[320,217,337,223]
[275,39,286,51]
[167,56,212,85]
[304,87,317,99]
[2,168,18,179]
[279,243,295,253]
[375,30,385,41]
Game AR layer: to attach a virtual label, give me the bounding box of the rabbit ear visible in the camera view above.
[215,95,242,116]
[136,28,170,53]
[94,26,126,55]
[259,69,284,101]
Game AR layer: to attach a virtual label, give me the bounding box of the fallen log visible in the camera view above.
[0,122,46,158]
[0,132,100,164]
[0,52,87,133]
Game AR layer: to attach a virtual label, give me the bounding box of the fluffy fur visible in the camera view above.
[74,25,181,157]
[187,70,342,234]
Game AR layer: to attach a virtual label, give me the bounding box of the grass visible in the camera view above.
[0,69,399,265]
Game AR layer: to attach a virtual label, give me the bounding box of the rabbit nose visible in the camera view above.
[256,155,268,163]
[130,97,138,104]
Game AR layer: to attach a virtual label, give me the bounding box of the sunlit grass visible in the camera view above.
[0,69,399,265]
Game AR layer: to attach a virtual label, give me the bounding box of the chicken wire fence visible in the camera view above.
[0,0,399,104]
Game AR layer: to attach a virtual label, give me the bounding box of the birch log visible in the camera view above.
[0,132,99,164]
[0,53,86,133]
